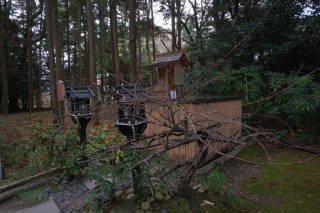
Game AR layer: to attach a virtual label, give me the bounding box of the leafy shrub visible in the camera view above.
[206,169,239,206]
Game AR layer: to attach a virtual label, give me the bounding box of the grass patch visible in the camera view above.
[14,185,49,207]
[236,145,320,213]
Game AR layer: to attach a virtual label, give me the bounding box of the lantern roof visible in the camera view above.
[114,84,153,99]
[140,49,190,69]
[65,86,96,99]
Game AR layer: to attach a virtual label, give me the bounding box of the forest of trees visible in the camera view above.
[0,0,319,138]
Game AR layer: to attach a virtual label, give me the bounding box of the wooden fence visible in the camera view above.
[145,96,243,162]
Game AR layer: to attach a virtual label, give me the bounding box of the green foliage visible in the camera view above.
[206,169,239,206]
[297,131,316,144]
[207,169,227,194]
[183,0,320,142]
[274,130,288,141]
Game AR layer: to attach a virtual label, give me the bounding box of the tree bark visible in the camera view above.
[178,142,207,213]
[171,0,176,51]
[27,0,34,113]
[129,0,137,84]
[109,0,121,85]
[177,0,181,50]
[145,0,152,63]
[150,0,155,60]
[0,0,8,114]
[45,0,58,119]
[78,0,82,86]
[38,5,43,111]
[99,0,107,95]
[85,0,99,126]
[137,1,141,77]
[67,0,71,85]
[213,0,222,30]
[52,0,63,121]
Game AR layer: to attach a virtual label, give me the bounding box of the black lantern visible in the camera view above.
[65,86,96,161]
[113,84,153,139]
[66,86,95,116]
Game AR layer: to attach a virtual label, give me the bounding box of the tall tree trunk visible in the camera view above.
[78,0,82,86]
[67,0,71,85]
[123,9,127,61]
[99,0,107,95]
[137,0,141,77]
[38,8,43,111]
[99,0,104,92]
[109,0,121,85]
[0,0,8,114]
[146,34,151,63]
[83,15,88,85]
[177,0,181,50]
[45,0,58,119]
[171,0,176,51]
[52,0,63,121]
[145,0,151,63]
[85,0,99,126]
[178,162,204,212]
[129,0,137,84]
[150,0,155,60]
[27,0,34,113]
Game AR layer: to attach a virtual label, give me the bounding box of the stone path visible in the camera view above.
[13,200,60,213]
[12,172,134,213]
[12,178,95,213]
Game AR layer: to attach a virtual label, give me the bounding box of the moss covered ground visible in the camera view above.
[151,144,320,213]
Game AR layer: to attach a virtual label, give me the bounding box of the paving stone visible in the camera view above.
[174,202,178,206]
[64,210,72,213]
[77,191,84,196]
[103,196,109,203]
[160,210,167,213]
[56,194,63,198]
[59,205,68,211]
[81,178,97,190]
[61,187,65,193]
[44,187,51,192]
[55,198,64,203]
[79,184,88,192]
[29,200,60,213]
[63,195,70,200]
[43,193,49,198]
[71,179,79,186]
[72,211,79,213]
[53,177,60,181]
[64,189,70,194]
[73,184,79,189]
[50,194,57,198]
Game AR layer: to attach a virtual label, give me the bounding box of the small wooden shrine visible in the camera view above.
[141,49,190,99]
[140,50,244,162]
